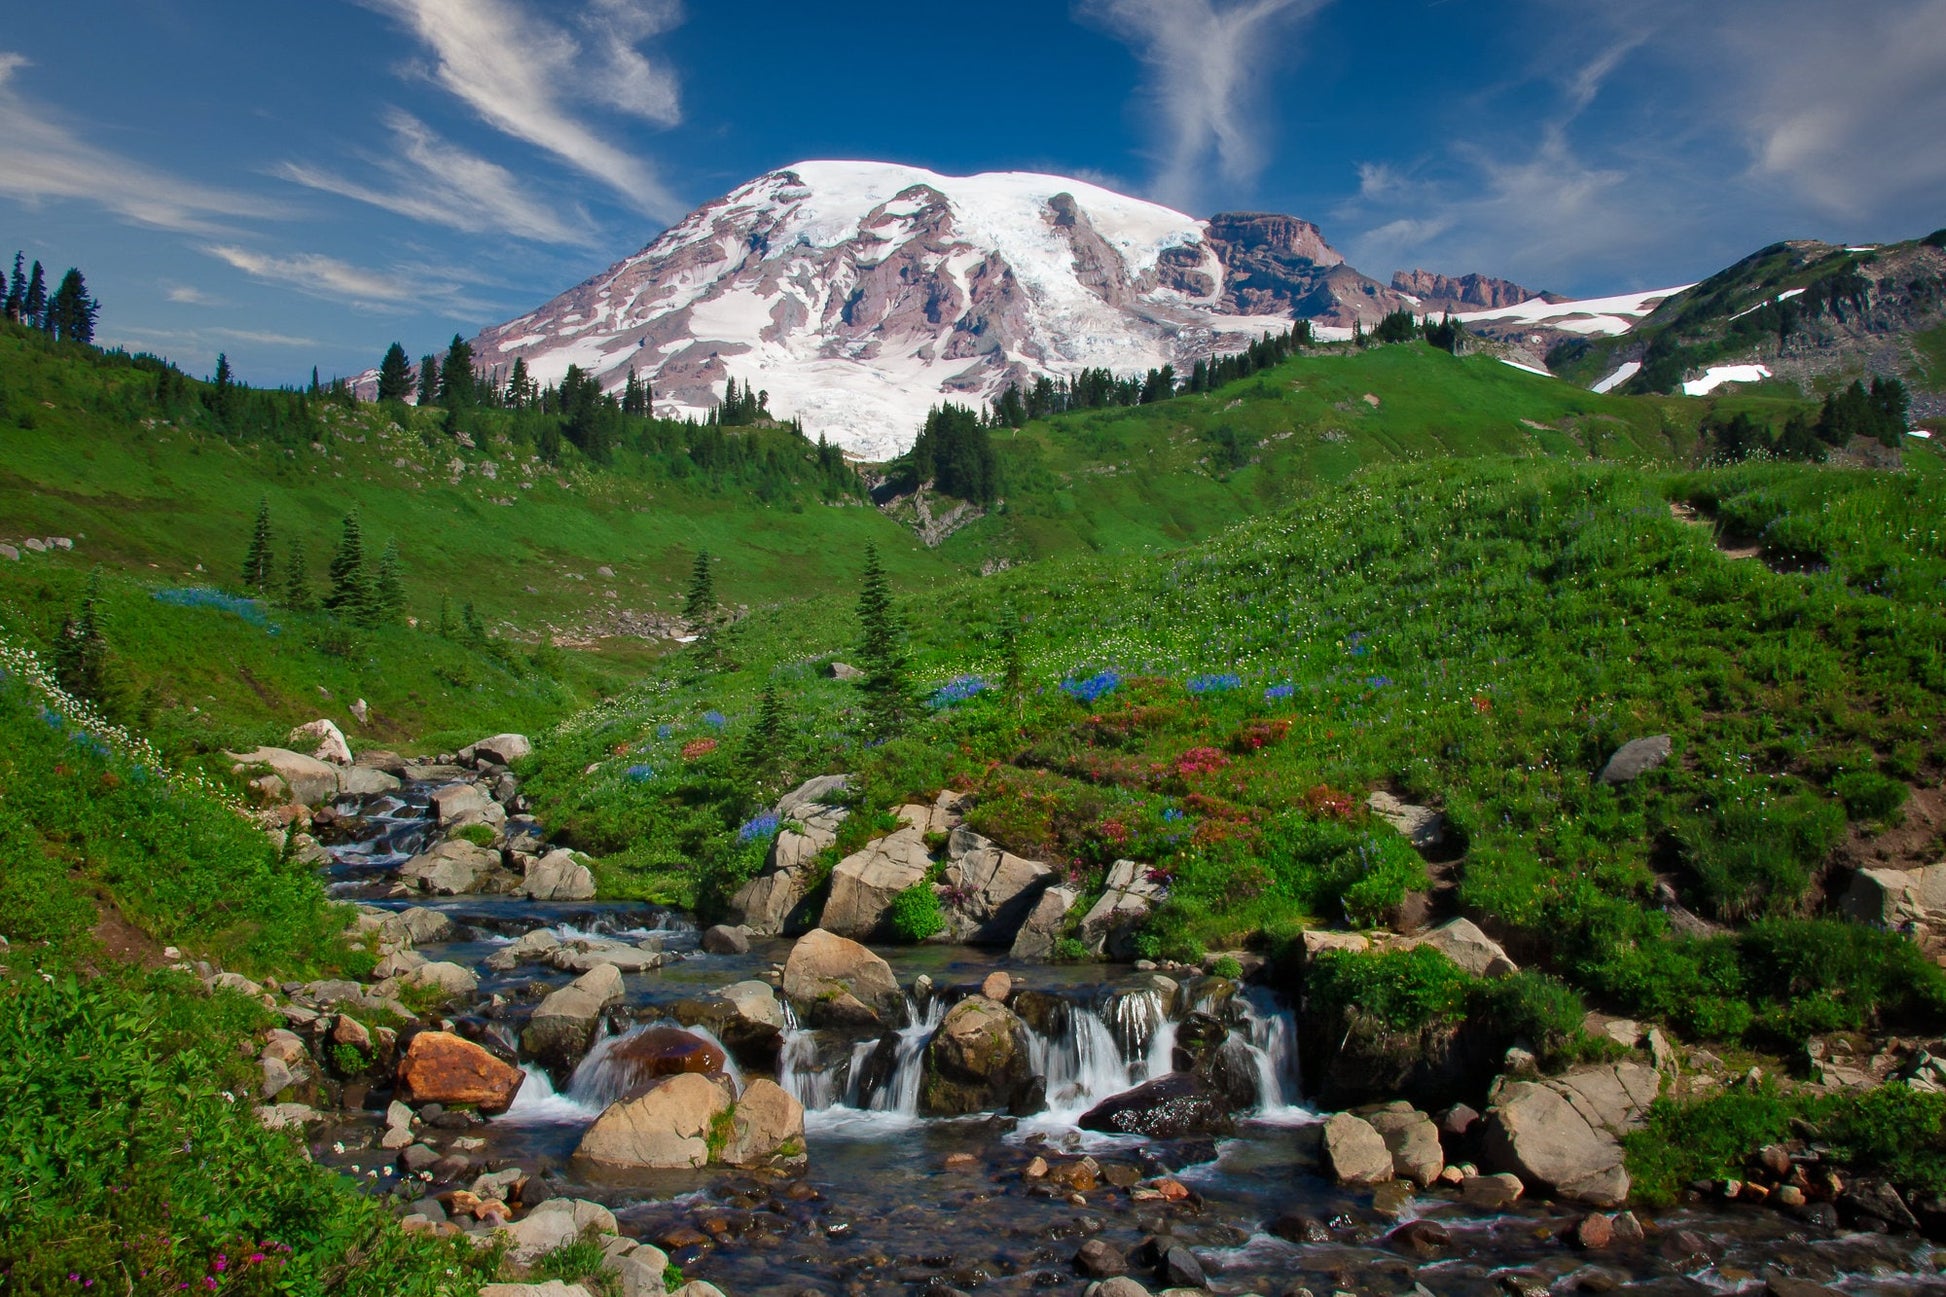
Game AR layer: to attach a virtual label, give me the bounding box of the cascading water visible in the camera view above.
[1026,998,1159,1124]
[1236,987,1308,1121]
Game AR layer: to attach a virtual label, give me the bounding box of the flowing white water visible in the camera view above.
[1238,986,1309,1120]
[500,1063,601,1124]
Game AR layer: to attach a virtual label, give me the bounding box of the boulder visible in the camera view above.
[701,924,750,955]
[340,766,402,797]
[1074,1238,1127,1279]
[290,719,353,766]
[1321,1112,1395,1186]
[940,827,1055,945]
[599,1027,728,1090]
[919,997,1037,1116]
[1367,791,1445,850]
[1461,1171,1526,1209]
[1365,1104,1445,1187]
[714,979,787,1030]
[1011,886,1080,962]
[1079,1073,1235,1139]
[227,747,340,806]
[1842,864,1946,933]
[523,964,625,1075]
[396,1031,524,1113]
[401,840,503,895]
[1079,859,1165,959]
[575,1073,733,1169]
[720,1077,807,1168]
[431,782,507,833]
[782,929,903,1029]
[396,961,479,999]
[485,927,561,972]
[726,776,852,936]
[471,733,534,766]
[820,827,933,940]
[495,1198,618,1262]
[522,849,596,902]
[1599,735,1672,785]
[1404,918,1518,978]
[1480,1063,1659,1206]
[548,937,664,974]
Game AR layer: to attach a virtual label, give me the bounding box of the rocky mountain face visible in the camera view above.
[468,163,1414,459]
[1391,269,1557,313]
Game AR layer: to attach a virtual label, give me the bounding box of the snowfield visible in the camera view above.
[1458,286,1692,338]
[1682,364,1773,397]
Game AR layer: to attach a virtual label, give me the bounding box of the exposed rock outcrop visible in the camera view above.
[1079,859,1165,958]
[939,827,1054,945]
[820,827,932,940]
[726,775,851,936]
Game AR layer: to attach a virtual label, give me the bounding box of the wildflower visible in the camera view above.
[1161,807,1184,823]
[1263,682,1295,701]
[1366,676,1393,689]
[213,1257,227,1273]
[1186,673,1241,694]
[1060,670,1122,704]
[737,813,780,844]
[927,675,989,709]
[624,764,655,783]
[702,710,727,729]
[679,737,717,760]
[656,723,674,740]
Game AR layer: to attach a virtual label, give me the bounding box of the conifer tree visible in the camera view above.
[438,335,476,409]
[436,594,454,638]
[461,600,487,645]
[370,538,406,625]
[42,269,98,344]
[417,354,440,407]
[740,682,788,782]
[22,260,45,327]
[682,550,716,629]
[854,543,910,739]
[282,540,313,611]
[324,512,370,620]
[240,497,274,592]
[4,253,23,322]
[505,356,532,409]
[376,343,413,402]
[53,569,111,707]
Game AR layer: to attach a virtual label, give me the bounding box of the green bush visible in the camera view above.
[1676,783,1845,920]
[1816,1084,1946,1198]
[1308,946,1477,1032]
[1211,954,1244,979]
[455,822,499,848]
[1471,970,1607,1070]
[1259,812,1429,929]
[1623,1085,1795,1206]
[1738,918,1946,1049]
[1831,769,1909,823]
[888,883,946,943]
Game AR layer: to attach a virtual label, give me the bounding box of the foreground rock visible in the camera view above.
[400,840,509,895]
[1480,1062,1659,1206]
[575,1073,733,1169]
[1079,1073,1234,1138]
[820,827,933,940]
[1079,859,1165,958]
[1403,918,1518,978]
[726,775,851,935]
[396,1031,524,1113]
[1843,864,1946,940]
[522,849,597,901]
[782,929,904,1029]
[523,964,624,1076]
[720,1078,807,1168]
[1321,1112,1394,1185]
[920,997,1037,1115]
[228,746,341,806]
[1011,885,1080,962]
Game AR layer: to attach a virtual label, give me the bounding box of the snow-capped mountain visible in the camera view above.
[471,161,1415,459]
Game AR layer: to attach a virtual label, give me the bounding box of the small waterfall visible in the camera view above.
[856,995,946,1115]
[1237,987,1308,1120]
[563,1021,743,1109]
[499,1064,602,1124]
[780,1026,843,1111]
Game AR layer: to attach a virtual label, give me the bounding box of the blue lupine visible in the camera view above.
[737,813,780,843]
[928,675,989,709]
[1264,682,1296,701]
[702,710,727,729]
[1060,670,1122,703]
[624,764,655,782]
[1188,673,1241,694]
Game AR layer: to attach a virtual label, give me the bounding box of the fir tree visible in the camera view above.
[44,269,99,344]
[438,334,476,409]
[282,540,313,611]
[854,543,910,740]
[505,356,532,409]
[682,549,717,633]
[740,682,788,781]
[4,252,23,322]
[377,343,413,401]
[370,538,406,625]
[461,600,487,645]
[53,569,111,707]
[417,354,440,407]
[22,260,45,328]
[240,497,274,592]
[324,512,370,620]
[436,594,454,638]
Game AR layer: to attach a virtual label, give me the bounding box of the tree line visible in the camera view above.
[4,251,99,344]
[1707,376,1911,462]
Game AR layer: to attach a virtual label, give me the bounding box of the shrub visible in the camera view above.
[1676,784,1845,919]
[1831,769,1909,823]
[1623,1085,1796,1206]
[1259,812,1428,928]
[1308,946,1477,1032]
[532,1231,610,1286]
[455,822,497,848]
[1211,954,1244,979]
[1470,970,1610,1070]
[888,883,946,943]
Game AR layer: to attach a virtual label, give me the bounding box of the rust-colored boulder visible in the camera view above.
[396,1031,524,1113]
[605,1027,729,1092]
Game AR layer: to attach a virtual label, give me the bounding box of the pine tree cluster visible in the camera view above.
[5,251,98,344]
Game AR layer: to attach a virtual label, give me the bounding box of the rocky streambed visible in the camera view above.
[226,749,1945,1297]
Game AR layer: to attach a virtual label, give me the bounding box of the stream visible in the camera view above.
[315,777,1945,1297]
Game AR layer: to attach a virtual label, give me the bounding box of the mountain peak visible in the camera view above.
[471,162,1408,458]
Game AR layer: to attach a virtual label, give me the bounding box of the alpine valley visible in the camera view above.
[6,146,1946,1297]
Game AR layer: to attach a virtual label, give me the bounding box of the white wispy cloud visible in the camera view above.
[357,0,685,220]
[1077,0,1329,211]
[275,110,596,245]
[203,244,496,314]
[166,285,220,306]
[0,53,282,234]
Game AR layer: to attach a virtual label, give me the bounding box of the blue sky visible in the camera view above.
[4,0,1943,386]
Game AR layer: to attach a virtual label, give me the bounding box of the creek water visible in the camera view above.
[317,780,1945,1297]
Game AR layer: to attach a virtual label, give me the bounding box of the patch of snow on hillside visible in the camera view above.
[1776,287,1806,302]
[1682,364,1772,397]
[1909,429,1933,440]
[1592,361,1641,394]
[1500,358,1553,378]
[1460,286,1693,338]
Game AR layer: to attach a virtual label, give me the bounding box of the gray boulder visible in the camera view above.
[940,827,1054,945]
[820,827,933,940]
[523,964,624,1075]
[726,775,851,936]
[919,997,1037,1116]
[227,746,339,806]
[1321,1111,1395,1185]
[400,840,503,895]
[1364,1103,1444,1186]
[701,924,750,954]
[1404,918,1518,978]
[1480,1062,1659,1206]
[1367,790,1445,850]
[1599,735,1673,785]
[522,849,596,901]
[575,1072,733,1170]
[431,782,507,833]
[782,928,903,1028]
[1079,859,1165,958]
[470,733,534,766]
[1011,885,1079,962]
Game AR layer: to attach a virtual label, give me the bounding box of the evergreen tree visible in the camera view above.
[438,334,476,409]
[370,537,406,625]
[4,252,23,322]
[505,356,532,409]
[739,682,788,781]
[417,354,440,407]
[42,269,98,344]
[53,569,111,707]
[282,540,313,611]
[376,343,413,401]
[240,497,274,591]
[22,260,46,328]
[461,600,487,645]
[681,548,717,631]
[324,511,371,620]
[854,543,910,740]
[214,353,232,392]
